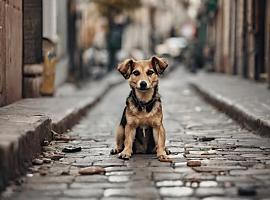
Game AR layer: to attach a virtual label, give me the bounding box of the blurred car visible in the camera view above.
[155,37,188,58]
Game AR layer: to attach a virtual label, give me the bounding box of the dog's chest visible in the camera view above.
[127,102,162,126]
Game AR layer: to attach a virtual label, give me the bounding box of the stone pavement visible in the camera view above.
[0,72,122,191]
[1,67,270,200]
[190,72,270,137]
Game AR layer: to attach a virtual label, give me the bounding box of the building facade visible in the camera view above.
[0,0,79,106]
[201,0,270,88]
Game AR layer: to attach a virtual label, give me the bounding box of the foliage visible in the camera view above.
[93,0,141,17]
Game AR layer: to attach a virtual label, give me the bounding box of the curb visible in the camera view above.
[190,83,270,137]
[0,117,51,192]
[0,77,123,192]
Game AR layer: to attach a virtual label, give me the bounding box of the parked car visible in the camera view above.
[155,37,188,59]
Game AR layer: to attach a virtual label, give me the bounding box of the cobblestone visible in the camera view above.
[156,180,183,187]
[159,186,194,197]
[195,187,225,197]
[63,189,103,198]
[2,68,270,199]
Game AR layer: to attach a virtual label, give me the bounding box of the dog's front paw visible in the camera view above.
[157,148,172,162]
[118,151,131,160]
[158,154,168,160]
[158,154,173,163]
[110,148,122,155]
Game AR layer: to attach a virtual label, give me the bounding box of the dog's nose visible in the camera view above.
[140,81,147,89]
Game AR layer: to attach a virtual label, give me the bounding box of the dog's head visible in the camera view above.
[117,56,168,91]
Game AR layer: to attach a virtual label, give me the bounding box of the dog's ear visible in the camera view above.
[117,59,134,79]
[151,56,168,75]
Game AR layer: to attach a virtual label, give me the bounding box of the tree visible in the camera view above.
[93,0,141,17]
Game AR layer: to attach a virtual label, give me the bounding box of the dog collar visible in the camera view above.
[130,86,159,112]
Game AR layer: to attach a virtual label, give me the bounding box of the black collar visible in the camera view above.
[130,86,159,112]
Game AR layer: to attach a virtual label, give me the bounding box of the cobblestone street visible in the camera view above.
[3,68,270,200]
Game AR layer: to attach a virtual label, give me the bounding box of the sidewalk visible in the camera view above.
[0,73,123,191]
[190,72,270,137]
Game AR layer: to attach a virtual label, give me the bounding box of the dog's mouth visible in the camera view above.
[137,87,150,91]
[136,87,151,92]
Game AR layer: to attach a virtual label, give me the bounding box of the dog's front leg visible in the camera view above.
[153,124,167,159]
[118,125,136,160]
[111,125,125,155]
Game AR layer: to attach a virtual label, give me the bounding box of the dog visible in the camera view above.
[111,56,170,160]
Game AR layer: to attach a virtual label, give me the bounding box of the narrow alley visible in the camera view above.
[1,0,270,200]
[2,67,270,200]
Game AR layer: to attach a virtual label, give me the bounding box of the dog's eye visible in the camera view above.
[147,70,154,76]
[132,71,140,76]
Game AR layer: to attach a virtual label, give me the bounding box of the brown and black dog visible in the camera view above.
[111,56,170,160]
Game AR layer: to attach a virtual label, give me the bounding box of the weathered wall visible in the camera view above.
[266,0,270,88]
[229,0,236,75]
[0,0,22,106]
[246,0,255,79]
[23,0,42,64]
[208,0,269,86]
